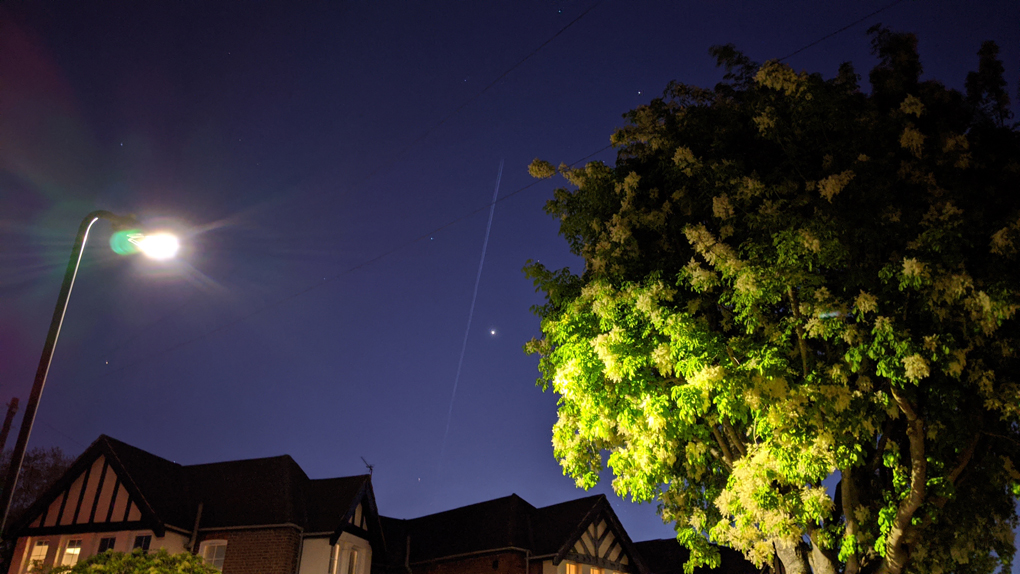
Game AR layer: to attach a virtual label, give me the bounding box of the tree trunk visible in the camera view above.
[876,389,927,574]
[807,529,839,574]
[774,539,810,574]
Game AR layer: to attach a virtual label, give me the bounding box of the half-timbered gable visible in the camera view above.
[551,497,642,574]
[297,476,383,574]
[6,436,382,574]
[17,440,184,538]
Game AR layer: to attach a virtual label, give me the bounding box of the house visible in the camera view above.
[5,436,381,574]
[373,492,648,574]
[5,436,756,574]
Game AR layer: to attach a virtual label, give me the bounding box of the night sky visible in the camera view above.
[1,0,1017,549]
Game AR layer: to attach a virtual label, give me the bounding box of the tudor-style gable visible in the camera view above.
[552,498,647,574]
[567,515,628,568]
[29,454,142,530]
[330,478,380,546]
[297,477,381,574]
[10,437,172,539]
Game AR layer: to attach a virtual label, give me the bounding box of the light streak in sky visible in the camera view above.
[439,159,504,467]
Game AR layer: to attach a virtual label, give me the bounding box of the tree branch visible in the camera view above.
[710,425,734,469]
[774,539,810,574]
[869,418,895,473]
[786,287,810,378]
[722,418,748,459]
[877,387,926,574]
[807,527,839,574]
[947,431,981,485]
[840,470,861,574]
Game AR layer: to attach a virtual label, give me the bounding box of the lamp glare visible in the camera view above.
[136,233,179,260]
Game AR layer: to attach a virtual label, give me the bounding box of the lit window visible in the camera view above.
[133,535,151,552]
[200,541,228,570]
[29,541,49,568]
[566,564,580,574]
[61,540,82,567]
[98,537,117,553]
[591,568,603,574]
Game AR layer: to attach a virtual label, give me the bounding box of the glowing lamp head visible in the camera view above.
[110,229,179,259]
[135,233,179,259]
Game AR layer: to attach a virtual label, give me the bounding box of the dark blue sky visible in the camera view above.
[1,0,1017,547]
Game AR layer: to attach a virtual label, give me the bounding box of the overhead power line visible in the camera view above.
[60,0,912,390]
[82,145,615,386]
[777,0,909,62]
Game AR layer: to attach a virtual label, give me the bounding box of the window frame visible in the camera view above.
[60,539,82,567]
[98,537,117,553]
[329,543,366,574]
[132,535,152,552]
[28,540,49,571]
[199,540,228,571]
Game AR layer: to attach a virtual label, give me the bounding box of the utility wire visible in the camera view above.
[77,1,606,367]
[59,0,902,389]
[84,145,615,385]
[777,0,909,62]
[297,0,606,214]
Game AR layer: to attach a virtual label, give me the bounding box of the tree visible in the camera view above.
[0,446,75,524]
[44,549,220,574]
[525,28,1020,574]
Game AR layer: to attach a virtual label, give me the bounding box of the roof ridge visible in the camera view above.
[100,435,183,469]
[307,473,372,483]
[535,493,603,511]
[400,492,533,521]
[182,452,302,470]
[97,436,172,534]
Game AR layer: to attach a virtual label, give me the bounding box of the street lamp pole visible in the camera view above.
[0,210,154,538]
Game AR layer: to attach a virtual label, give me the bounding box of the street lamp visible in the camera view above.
[0,210,178,538]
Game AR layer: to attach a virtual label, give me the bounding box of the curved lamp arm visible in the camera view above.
[0,211,141,538]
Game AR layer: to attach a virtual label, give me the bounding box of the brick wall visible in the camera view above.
[412,551,529,574]
[197,527,302,574]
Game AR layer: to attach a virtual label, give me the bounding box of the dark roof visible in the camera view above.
[184,454,314,528]
[378,493,646,574]
[305,475,372,533]
[100,435,193,531]
[11,435,374,541]
[529,496,602,556]
[396,494,536,562]
[633,540,758,574]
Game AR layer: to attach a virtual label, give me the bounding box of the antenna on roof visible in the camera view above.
[360,456,374,475]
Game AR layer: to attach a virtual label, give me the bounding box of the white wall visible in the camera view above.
[299,532,371,574]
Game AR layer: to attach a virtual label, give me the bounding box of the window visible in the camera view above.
[133,535,151,552]
[200,541,227,571]
[28,541,49,569]
[98,537,117,553]
[61,540,82,567]
[329,545,363,574]
[345,549,359,574]
[566,565,580,574]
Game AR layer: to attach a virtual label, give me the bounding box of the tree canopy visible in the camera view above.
[0,446,74,523]
[526,28,1020,574]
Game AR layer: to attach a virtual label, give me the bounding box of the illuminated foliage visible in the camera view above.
[526,28,1020,574]
[45,549,220,574]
